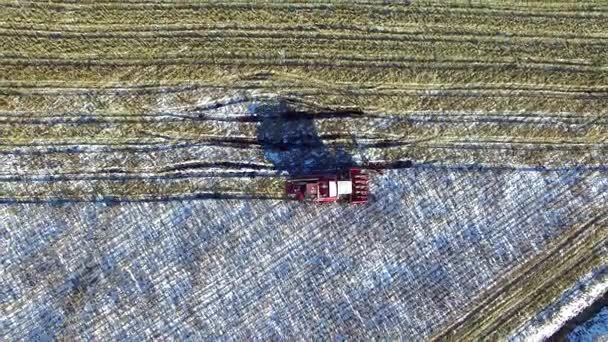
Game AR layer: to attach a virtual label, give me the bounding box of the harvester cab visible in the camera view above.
[285,168,370,204]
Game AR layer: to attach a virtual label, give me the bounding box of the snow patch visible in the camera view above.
[509,268,608,341]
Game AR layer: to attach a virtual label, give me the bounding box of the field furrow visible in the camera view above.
[3,3,608,37]
[2,23,608,41]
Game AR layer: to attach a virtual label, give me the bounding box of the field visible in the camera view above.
[1,0,607,340]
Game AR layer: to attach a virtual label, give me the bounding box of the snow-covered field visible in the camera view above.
[2,165,606,339]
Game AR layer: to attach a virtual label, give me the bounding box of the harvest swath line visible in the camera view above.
[5,21,608,43]
[1,24,607,41]
[3,112,607,125]
[8,50,604,70]
[1,54,602,70]
[0,170,280,183]
[0,137,605,151]
[3,22,607,41]
[2,66,603,88]
[6,163,608,183]
[5,1,608,16]
[6,11,608,29]
[1,138,602,156]
[6,5,608,38]
[5,28,608,46]
[0,192,284,204]
[413,2,608,12]
[3,84,608,97]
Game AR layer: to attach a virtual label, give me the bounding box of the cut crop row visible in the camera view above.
[2,22,608,41]
[4,35,606,65]
[2,91,606,118]
[4,5,608,36]
[2,64,605,93]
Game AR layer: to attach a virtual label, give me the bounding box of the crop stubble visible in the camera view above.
[1,1,607,338]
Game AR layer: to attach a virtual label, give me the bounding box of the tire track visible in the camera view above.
[3,22,607,41]
[2,22,608,41]
[2,81,608,93]
[3,112,606,126]
[0,192,284,204]
[6,3,608,39]
[2,84,608,97]
[0,148,606,201]
[4,26,608,46]
[4,1,608,18]
[0,137,606,153]
[0,55,603,73]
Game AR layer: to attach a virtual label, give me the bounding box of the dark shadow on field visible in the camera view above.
[551,291,608,340]
[253,100,358,176]
[0,193,285,205]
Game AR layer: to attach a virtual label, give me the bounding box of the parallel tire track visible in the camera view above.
[1,24,608,41]
[432,214,608,340]
[2,85,608,97]
[1,55,604,72]
[4,1,608,17]
[3,27,608,45]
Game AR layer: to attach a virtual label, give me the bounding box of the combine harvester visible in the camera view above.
[285,168,370,204]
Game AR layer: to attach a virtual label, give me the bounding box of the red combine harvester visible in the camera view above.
[285,168,370,204]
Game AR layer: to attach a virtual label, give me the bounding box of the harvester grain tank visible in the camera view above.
[285,168,370,204]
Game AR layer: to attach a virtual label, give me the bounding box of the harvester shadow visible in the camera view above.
[253,100,358,176]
